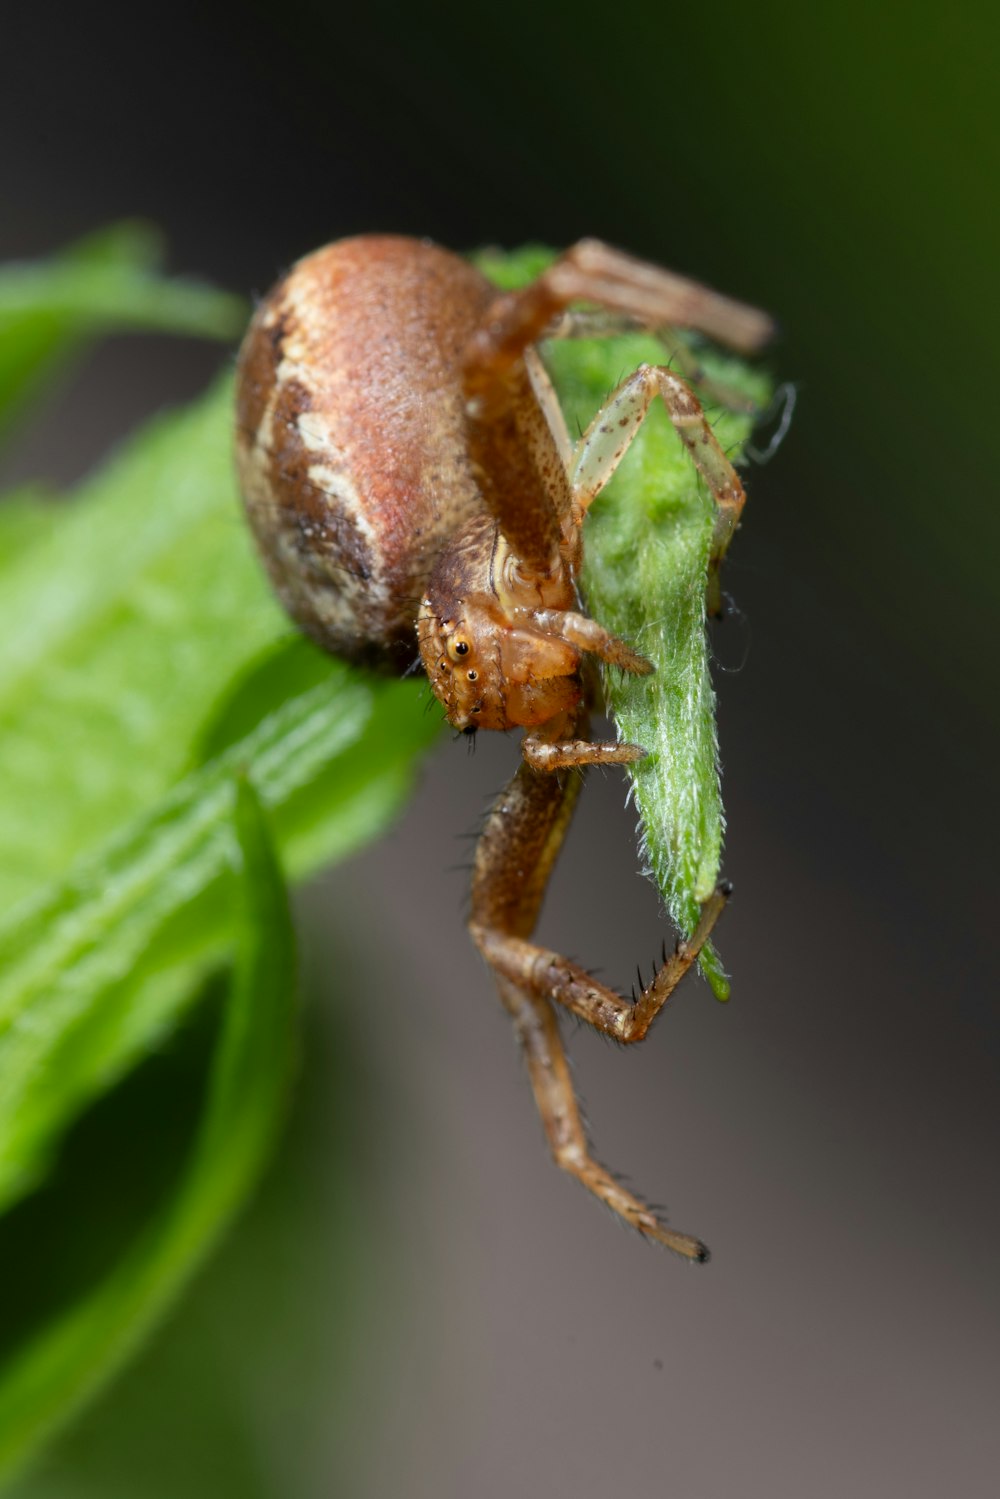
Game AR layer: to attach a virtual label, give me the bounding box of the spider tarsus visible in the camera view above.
[649,1224,711,1264]
[719,879,734,897]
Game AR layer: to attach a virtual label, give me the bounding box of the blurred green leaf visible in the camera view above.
[0,652,433,1214]
[0,368,439,1214]
[0,780,297,1484]
[472,243,559,290]
[0,378,438,914]
[0,486,59,556]
[477,252,773,997]
[0,973,366,1499]
[0,222,245,440]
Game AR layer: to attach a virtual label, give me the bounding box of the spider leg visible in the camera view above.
[495,973,708,1263]
[551,309,762,416]
[568,364,749,614]
[469,742,722,1257]
[528,608,653,676]
[464,240,773,415]
[463,243,769,593]
[520,713,644,771]
[461,241,772,578]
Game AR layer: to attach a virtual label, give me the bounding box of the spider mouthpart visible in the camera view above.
[462,724,478,736]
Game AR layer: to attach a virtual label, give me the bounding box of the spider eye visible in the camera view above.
[467,669,478,681]
[454,640,469,656]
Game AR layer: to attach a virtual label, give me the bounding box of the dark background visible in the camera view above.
[3,2,998,1495]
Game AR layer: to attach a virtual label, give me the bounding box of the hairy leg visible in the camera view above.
[496,974,709,1262]
[465,239,773,417]
[552,308,763,415]
[461,242,772,577]
[569,363,749,612]
[469,751,724,1255]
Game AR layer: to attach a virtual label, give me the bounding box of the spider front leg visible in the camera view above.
[462,241,773,580]
[465,240,774,413]
[515,620,652,770]
[553,310,762,416]
[528,608,653,676]
[569,364,748,615]
[468,741,728,1260]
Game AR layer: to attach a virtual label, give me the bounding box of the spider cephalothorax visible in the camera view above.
[417,592,584,733]
[416,521,587,732]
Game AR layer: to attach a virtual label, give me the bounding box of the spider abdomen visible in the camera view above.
[235,235,495,669]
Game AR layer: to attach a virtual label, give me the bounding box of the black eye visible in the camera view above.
[467,669,478,681]
[454,640,469,656]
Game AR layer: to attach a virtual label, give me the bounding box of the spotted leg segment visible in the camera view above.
[569,363,748,614]
[553,309,763,416]
[520,706,646,771]
[469,746,727,1259]
[528,608,653,676]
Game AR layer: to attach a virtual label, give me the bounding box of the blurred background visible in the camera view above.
[2,0,998,1494]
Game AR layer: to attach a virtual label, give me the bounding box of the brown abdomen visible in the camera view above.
[234,235,494,669]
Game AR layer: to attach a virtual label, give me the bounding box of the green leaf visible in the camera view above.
[560,337,768,998]
[0,371,439,1214]
[0,378,274,910]
[0,779,297,1484]
[0,648,436,1215]
[0,485,59,556]
[0,377,439,915]
[477,253,773,997]
[0,222,245,440]
[471,243,560,291]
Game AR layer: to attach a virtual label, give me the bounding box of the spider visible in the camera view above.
[234,236,773,1261]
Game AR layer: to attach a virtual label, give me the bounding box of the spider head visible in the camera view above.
[416,512,587,734]
[418,520,584,732]
[417,590,581,732]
